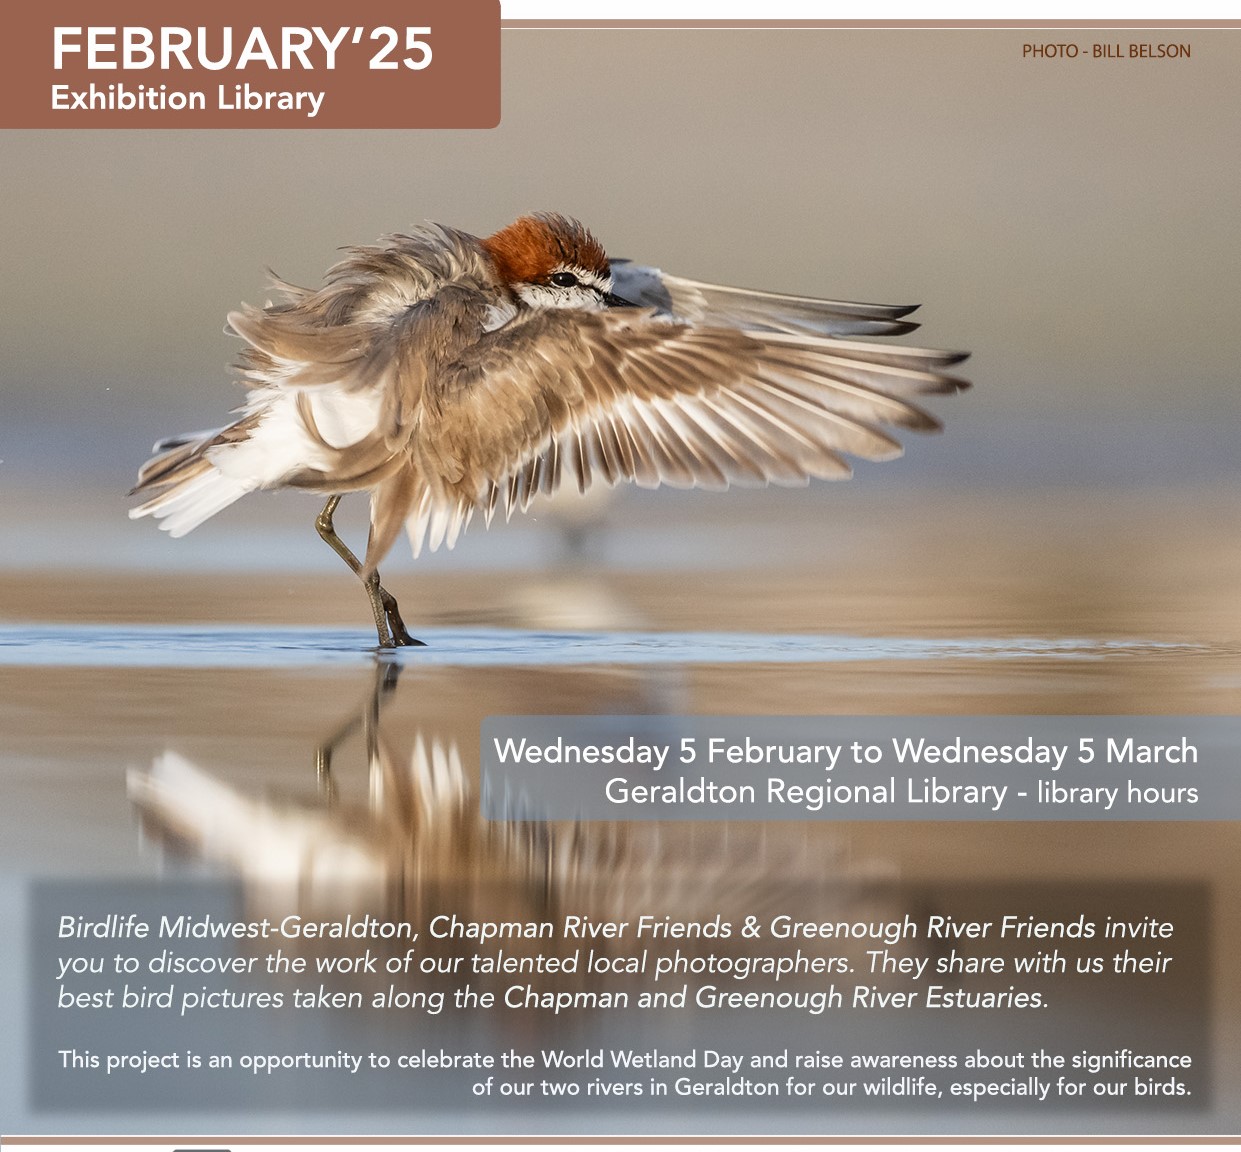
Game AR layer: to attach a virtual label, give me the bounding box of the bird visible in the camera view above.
[129,212,969,648]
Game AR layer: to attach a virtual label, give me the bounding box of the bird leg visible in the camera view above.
[314,496,423,648]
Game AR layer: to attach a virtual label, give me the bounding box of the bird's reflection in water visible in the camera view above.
[127,659,913,1034]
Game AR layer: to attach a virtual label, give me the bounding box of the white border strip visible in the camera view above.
[500,1,1237,19]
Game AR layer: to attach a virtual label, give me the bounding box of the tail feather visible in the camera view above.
[129,465,257,537]
[150,427,226,453]
[132,436,212,491]
[129,435,257,537]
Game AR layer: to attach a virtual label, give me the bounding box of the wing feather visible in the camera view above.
[416,308,966,533]
[609,260,922,337]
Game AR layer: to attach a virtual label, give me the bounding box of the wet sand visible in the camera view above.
[4,487,1240,630]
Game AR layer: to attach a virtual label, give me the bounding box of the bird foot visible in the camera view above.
[376,586,425,648]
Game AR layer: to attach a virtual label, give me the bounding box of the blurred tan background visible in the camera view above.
[2,28,1238,577]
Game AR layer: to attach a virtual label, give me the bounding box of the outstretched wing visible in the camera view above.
[609,260,921,338]
[407,307,968,556]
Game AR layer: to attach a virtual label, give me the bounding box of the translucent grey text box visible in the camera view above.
[481,716,1237,820]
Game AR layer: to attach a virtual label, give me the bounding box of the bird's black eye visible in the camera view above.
[550,271,579,288]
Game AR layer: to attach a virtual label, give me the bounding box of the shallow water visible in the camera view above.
[2,490,1240,1135]
[0,622,1202,669]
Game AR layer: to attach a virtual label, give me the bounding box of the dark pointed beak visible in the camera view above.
[603,291,638,308]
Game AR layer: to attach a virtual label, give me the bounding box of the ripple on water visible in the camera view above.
[0,624,1203,670]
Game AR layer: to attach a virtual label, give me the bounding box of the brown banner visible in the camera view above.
[1,0,499,128]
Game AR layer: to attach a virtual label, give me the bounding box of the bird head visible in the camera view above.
[481,212,632,311]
